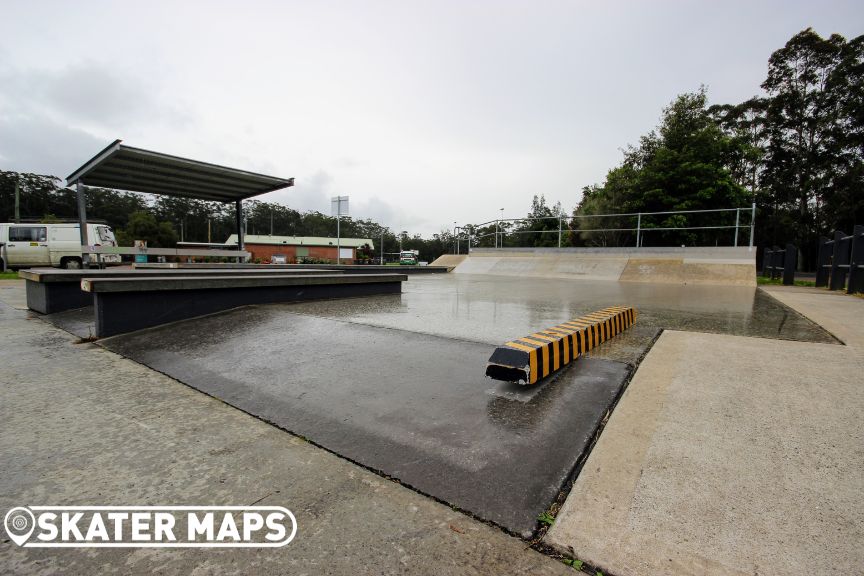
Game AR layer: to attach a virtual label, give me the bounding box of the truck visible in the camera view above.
[399,250,420,265]
[0,222,121,269]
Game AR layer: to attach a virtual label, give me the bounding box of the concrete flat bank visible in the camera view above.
[453,247,756,286]
[544,288,864,575]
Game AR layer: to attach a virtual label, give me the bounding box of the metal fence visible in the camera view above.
[462,204,756,250]
[763,244,797,285]
[815,225,864,294]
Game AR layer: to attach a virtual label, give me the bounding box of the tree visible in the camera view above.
[514,195,563,247]
[117,211,178,248]
[750,28,864,267]
[573,89,750,247]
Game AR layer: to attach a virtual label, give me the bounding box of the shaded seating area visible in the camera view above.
[20,141,408,337]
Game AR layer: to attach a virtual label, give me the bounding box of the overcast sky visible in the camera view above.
[1,1,862,236]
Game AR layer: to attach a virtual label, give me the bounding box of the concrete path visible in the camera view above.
[544,287,864,575]
[0,283,570,575]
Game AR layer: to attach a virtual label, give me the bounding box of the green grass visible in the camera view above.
[537,511,556,526]
[0,270,20,280]
[756,275,815,287]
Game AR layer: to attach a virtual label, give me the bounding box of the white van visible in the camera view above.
[0,222,121,269]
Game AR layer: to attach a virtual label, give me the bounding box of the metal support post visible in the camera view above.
[76,182,90,268]
[749,202,756,250]
[734,208,740,247]
[636,213,641,248]
[815,236,832,287]
[848,225,864,294]
[829,230,848,291]
[558,217,562,248]
[235,200,244,262]
[782,243,797,285]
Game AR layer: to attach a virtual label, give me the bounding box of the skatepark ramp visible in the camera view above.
[452,247,756,286]
[428,254,468,269]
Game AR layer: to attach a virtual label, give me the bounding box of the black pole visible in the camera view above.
[77,182,90,268]
[782,243,797,286]
[235,200,244,262]
[848,225,864,295]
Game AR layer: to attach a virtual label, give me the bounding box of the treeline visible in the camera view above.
[0,172,457,261]
[570,28,863,268]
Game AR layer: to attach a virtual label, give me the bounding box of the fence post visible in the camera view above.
[762,247,771,277]
[734,208,740,247]
[815,236,832,287]
[636,213,641,248]
[771,246,782,280]
[782,243,796,285]
[829,230,848,291]
[558,217,562,248]
[749,202,756,250]
[848,225,864,294]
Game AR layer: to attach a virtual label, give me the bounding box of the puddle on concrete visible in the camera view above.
[283,275,838,366]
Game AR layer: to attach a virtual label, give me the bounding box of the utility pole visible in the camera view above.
[380,229,384,265]
[270,209,274,236]
[14,178,20,223]
[208,218,212,243]
[331,196,349,264]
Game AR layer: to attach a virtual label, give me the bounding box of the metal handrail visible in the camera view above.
[464,204,757,249]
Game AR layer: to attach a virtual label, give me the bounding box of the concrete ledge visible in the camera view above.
[19,267,341,283]
[89,274,406,337]
[82,273,405,293]
[20,268,343,314]
[133,262,450,274]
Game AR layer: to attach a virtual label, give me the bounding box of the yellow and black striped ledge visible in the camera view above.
[485,306,638,385]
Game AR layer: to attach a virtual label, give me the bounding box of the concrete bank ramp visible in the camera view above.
[453,247,756,286]
[428,254,468,269]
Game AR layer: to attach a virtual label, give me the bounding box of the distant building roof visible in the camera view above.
[225,234,374,249]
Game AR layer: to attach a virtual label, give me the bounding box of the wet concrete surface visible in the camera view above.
[41,306,96,339]
[285,274,837,365]
[79,275,838,538]
[102,308,631,537]
[0,293,573,576]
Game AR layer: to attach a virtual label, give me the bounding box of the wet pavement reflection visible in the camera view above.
[285,274,837,364]
[98,274,838,537]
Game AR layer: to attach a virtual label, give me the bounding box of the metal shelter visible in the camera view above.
[66,140,294,264]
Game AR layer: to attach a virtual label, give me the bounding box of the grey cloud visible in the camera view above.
[0,114,105,175]
[1,61,192,130]
[265,169,332,214]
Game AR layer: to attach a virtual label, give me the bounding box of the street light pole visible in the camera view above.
[380,229,384,265]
